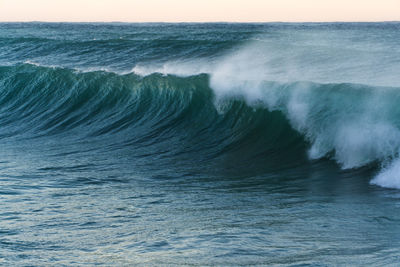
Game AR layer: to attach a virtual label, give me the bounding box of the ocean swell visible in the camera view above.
[1,62,400,188]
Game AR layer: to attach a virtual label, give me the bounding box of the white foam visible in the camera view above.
[24,60,58,69]
[119,37,400,189]
[335,122,400,169]
[371,159,400,189]
[23,60,120,74]
[205,40,400,189]
[131,59,212,77]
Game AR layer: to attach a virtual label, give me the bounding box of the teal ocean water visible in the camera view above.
[1,22,400,265]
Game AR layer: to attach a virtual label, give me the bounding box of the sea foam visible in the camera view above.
[208,41,400,188]
[126,35,400,189]
[131,39,400,189]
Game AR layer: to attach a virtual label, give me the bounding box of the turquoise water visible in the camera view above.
[1,23,400,265]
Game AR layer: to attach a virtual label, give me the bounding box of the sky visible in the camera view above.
[0,0,399,22]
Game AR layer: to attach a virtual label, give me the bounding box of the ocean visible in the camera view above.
[1,22,400,265]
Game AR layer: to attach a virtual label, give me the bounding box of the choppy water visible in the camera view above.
[1,22,400,265]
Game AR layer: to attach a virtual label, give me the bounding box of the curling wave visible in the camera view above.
[1,63,400,187]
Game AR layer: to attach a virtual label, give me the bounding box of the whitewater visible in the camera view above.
[1,22,400,265]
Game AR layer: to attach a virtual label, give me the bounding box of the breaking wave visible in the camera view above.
[1,62,400,188]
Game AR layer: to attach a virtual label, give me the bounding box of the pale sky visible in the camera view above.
[0,0,399,22]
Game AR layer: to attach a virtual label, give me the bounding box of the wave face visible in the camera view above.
[0,64,307,173]
[2,23,400,266]
[2,62,400,187]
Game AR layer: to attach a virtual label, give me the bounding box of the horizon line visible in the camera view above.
[1,20,400,24]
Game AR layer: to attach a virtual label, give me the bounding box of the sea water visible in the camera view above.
[1,22,400,265]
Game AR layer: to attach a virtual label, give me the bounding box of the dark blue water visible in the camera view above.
[1,22,400,265]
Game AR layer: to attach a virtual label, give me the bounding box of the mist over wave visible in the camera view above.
[128,28,400,189]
